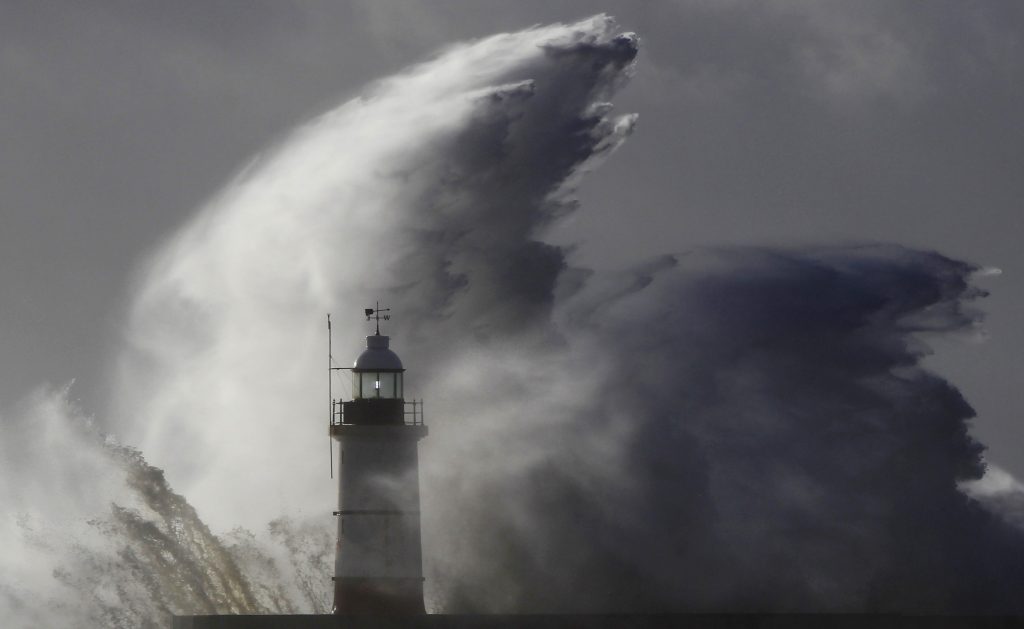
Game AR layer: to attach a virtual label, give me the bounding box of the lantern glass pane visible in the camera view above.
[378,372,397,398]
[360,372,377,398]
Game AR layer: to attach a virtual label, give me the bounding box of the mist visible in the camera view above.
[2,14,1023,627]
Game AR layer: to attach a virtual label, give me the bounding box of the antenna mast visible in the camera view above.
[328,314,334,479]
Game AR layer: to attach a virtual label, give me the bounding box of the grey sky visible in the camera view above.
[1,1,1022,475]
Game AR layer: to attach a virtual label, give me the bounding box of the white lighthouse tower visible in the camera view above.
[329,305,427,614]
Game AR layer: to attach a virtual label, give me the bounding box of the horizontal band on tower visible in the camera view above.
[332,509,421,516]
[330,423,429,439]
[332,576,425,582]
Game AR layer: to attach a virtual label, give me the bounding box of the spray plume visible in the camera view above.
[2,15,1023,627]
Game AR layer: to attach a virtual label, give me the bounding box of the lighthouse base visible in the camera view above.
[333,576,425,615]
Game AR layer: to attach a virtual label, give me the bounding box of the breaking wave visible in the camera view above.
[3,15,1023,627]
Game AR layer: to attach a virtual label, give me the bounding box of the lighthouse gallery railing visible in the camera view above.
[330,399,425,427]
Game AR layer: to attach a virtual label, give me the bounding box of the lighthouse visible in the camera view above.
[329,305,427,614]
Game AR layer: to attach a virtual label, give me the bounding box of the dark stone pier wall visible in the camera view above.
[172,614,1024,629]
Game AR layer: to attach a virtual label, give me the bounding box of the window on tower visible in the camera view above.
[352,371,403,399]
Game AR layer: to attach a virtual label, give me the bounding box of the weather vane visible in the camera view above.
[364,301,391,335]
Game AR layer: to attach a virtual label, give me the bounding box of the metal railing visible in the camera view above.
[404,399,425,426]
[330,399,425,427]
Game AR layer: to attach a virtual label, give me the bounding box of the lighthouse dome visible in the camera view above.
[354,334,404,371]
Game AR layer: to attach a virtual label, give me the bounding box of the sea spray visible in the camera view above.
[111,15,639,535]
[3,15,1024,626]
[1,387,332,628]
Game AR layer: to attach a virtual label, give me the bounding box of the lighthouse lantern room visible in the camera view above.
[328,305,427,615]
